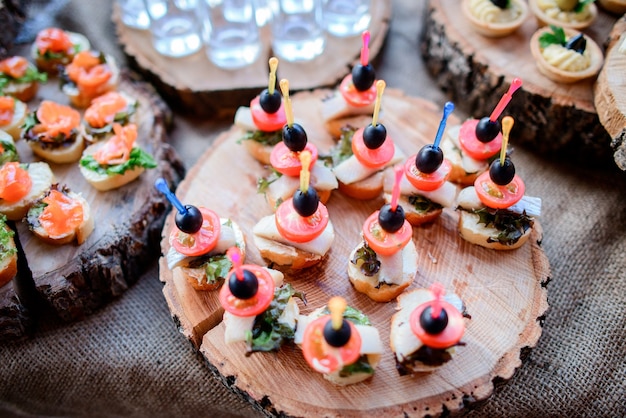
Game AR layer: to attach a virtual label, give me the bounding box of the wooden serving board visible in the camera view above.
[421,0,616,165]
[113,2,391,118]
[0,73,185,342]
[159,89,550,417]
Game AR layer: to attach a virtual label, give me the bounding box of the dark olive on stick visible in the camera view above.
[293,187,319,217]
[416,144,444,174]
[363,123,387,149]
[323,318,352,347]
[420,306,449,335]
[489,157,516,186]
[282,123,307,152]
[259,88,282,114]
[228,269,259,300]
[378,203,405,233]
[475,117,501,143]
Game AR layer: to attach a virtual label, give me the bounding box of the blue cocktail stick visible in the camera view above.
[154,178,187,214]
[433,101,454,149]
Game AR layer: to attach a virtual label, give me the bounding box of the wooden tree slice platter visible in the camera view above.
[594,16,626,170]
[0,73,185,342]
[159,89,550,417]
[113,2,391,118]
[421,0,616,164]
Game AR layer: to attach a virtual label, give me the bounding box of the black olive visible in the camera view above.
[489,157,516,186]
[351,63,376,92]
[282,123,307,152]
[475,117,501,143]
[259,88,282,114]
[323,318,352,347]
[415,144,444,174]
[565,33,587,55]
[293,187,319,217]
[490,0,509,8]
[363,123,387,149]
[175,205,203,234]
[419,306,449,335]
[378,203,405,233]
[228,269,258,300]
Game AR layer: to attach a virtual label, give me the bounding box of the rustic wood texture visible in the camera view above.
[0,73,185,335]
[0,0,25,59]
[421,0,616,165]
[159,89,551,417]
[594,16,626,170]
[113,2,391,118]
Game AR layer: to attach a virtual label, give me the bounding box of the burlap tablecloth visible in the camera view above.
[1,1,625,417]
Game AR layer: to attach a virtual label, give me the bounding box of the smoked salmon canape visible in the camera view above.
[79,123,157,191]
[83,91,138,143]
[0,56,47,102]
[30,27,91,75]
[60,50,120,109]
[0,96,28,141]
[22,100,86,164]
[0,161,55,221]
[0,214,17,289]
[26,184,94,245]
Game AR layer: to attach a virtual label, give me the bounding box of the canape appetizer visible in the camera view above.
[26,184,94,245]
[530,25,603,84]
[462,0,529,38]
[441,79,522,185]
[0,132,19,165]
[220,248,306,354]
[0,214,17,289]
[155,178,246,291]
[79,123,156,191]
[0,56,47,102]
[391,282,469,375]
[331,80,405,200]
[235,57,287,165]
[259,79,337,209]
[348,166,417,302]
[529,0,597,30]
[60,50,120,108]
[22,100,85,163]
[295,296,383,386]
[385,102,458,226]
[31,27,91,75]
[322,31,379,138]
[0,96,27,141]
[254,151,335,270]
[456,117,541,250]
[83,91,138,143]
[0,161,55,221]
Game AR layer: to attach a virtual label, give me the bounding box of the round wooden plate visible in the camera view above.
[421,0,616,164]
[159,89,550,417]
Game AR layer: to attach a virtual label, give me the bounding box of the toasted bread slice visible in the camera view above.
[458,210,531,250]
[28,132,85,164]
[0,162,55,221]
[0,221,17,288]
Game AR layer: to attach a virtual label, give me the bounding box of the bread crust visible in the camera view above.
[383,194,443,226]
[0,99,27,141]
[458,210,531,250]
[0,224,17,288]
[253,235,325,270]
[28,133,85,164]
[0,162,55,221]
[337,171,384,200]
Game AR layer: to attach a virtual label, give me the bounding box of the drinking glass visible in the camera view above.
[117,0,151,29]
[271,0,325,62]
[321,0,370,37]
[144,0,203,57]
[199,0,262,69]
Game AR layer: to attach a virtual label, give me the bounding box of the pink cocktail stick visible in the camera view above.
[227,247,244,280]
[360,30,370,66]
[489,78,523,122]
[390,165,403,212]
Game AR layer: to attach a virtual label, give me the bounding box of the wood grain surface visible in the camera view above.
[159,89,550,417]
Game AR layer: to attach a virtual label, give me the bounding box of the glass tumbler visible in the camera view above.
[321,0,371,37]
[271,0,326,62]
[144,0,203,57]
[117,0,151,29]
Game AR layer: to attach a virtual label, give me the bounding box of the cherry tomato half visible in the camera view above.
[339,74,377,108]
[474,171,525,209]
[219,265,275,317]
[362,211,412,256]
[351,127,395,169]
[275,198,329,243]
[170,207,221,256]
[302,315,362,374]
[250,96,287,132]
[458,119,502,161]
[409,298,465,349]
[269,142,319,177]
[404,156,451,192]
[0,162,32,203]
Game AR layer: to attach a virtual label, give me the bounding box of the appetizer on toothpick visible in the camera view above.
[0,56,47,102]
[456,116,542,250]
[390,282,469,375]
[348,166,417,302]
[331,80,405,200]
[0,161,55,221]
[0,214,17,289]
[31,27,91,75]
[259,78,337,209]
[295,296,383,386]
[0,96,27,141]
[441,79,522,185]
[26,184,94,245]
[83,91,139,143]
[235,57,287,164]
[60,50,120,108]
[156,178,246,291]
[220,247,306,354]
[385,102,457,226]
[22,100,85,164]
[79,123,156,191]
[322,31,380,138]
[529,0,597,30]
[254,151,335,270]
[462,0,529,38]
